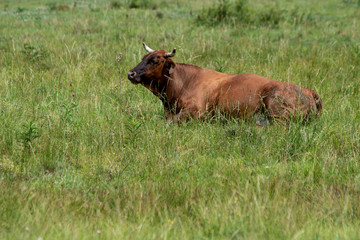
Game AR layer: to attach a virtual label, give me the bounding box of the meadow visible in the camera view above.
[0,0,360,239]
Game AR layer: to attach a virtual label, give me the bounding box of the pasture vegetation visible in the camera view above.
[0,0,360,239]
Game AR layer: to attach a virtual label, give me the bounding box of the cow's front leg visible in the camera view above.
[163,106,186,122]
[171,107,204,123]
[171,109,191,123]
[164,106,173,121]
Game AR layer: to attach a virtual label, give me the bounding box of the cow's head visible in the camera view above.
[128,43,176,85]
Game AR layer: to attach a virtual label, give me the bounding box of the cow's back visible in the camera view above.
[213,73,274,117]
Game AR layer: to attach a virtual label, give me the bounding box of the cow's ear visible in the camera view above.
[169,64,174,74]
[165,58,175,74]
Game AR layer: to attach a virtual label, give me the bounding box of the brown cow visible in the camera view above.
[127,43,322,125]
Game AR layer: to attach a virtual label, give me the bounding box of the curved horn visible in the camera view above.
[165,48,176,58]
[143,42,154,53]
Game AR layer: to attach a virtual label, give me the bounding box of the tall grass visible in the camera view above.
[196,0,282,27]
[1,0,360,239]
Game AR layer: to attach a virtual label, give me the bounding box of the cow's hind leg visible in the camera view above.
[254,110,271,127]
[263,95,293,125]
[262,84,317,124]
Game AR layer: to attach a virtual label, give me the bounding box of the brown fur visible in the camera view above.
[128,49,322,124]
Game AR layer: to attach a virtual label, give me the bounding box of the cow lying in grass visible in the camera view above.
[128,43,322,125]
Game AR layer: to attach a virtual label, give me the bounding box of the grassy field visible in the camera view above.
[1,0,360,239]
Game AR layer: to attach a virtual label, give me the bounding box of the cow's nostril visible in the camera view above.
[128,71,136,79]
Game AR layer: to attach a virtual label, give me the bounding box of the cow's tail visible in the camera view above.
[311,90,322,114]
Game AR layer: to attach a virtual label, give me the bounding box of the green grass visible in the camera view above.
[1,0,360,239]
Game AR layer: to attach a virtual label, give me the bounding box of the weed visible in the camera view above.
[125,118,142,144]
[21,44,49,65]
[197,0,285,27]
[197,0,289,27]
[342,0,360,7]
[287,9,318,26]
[128,0,158,9]
[256,7,283,27]
[196,0,249,26]
[214,58,225,72]
[16,7,26,13]
[109,1,122,9]
[61,101,78,126]
[19,121,40,150]
[156,10,164,19]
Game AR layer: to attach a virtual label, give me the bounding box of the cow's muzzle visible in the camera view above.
[128,71,136,80]
[127,71,140,84]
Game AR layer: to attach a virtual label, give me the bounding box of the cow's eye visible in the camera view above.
[149,59,158,65]
[149,56,161,65]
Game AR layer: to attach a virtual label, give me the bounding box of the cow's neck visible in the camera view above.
[167,63,201,97]
[143,63,202,112]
